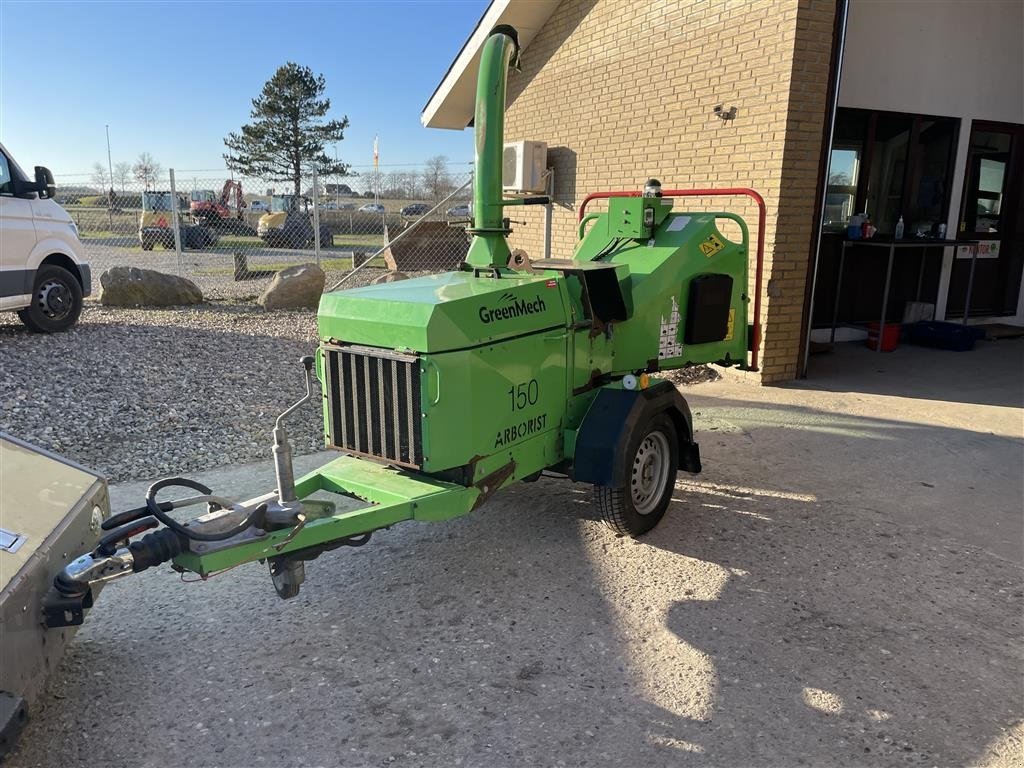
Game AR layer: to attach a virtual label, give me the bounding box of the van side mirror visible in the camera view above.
[16,166,56,199]
[35,166,56,199]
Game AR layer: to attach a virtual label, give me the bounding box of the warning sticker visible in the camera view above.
[658,296,683,359]
[698,233,725,258]
[724,308,736,341]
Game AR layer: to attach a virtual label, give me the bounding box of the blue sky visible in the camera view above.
[0,0,488,179]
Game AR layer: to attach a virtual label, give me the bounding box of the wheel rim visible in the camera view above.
[36,278,73,321]
[630,429,671,515]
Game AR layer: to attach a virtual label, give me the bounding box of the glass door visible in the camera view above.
[949,122,1024,317]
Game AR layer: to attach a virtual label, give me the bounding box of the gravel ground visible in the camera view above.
[0,304,324,482]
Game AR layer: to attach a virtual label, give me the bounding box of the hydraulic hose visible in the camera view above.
[146,477,267,542]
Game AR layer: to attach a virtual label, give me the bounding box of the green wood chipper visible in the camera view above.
[43,25,763,622]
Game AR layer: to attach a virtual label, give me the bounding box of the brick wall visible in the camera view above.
[502,0,836,383]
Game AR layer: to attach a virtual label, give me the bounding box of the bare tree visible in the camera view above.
[396,170,421,199]
[90,162,110,193]
[113,161,132,193]
[132,152,163,190]
[422,155,451,201]
[381,171,409,199]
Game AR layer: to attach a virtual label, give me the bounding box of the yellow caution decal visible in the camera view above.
[699,233,725,258]
[725,308,736,341]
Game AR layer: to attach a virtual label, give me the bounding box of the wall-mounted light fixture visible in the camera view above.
[714,104,738,121]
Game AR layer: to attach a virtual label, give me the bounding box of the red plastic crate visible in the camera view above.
[866,322,900,352]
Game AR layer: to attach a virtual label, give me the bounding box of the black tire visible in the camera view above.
[17,264,83,333]
[594,412,678,536]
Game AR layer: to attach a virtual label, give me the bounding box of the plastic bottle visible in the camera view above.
[895,215,904,240]
[848,213,862,240]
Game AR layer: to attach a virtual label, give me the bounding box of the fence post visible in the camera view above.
[311,167,322,265]
[168,168,184,276]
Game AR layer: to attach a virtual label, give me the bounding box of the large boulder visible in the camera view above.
[258,263,326,310]
[99,266,203,307]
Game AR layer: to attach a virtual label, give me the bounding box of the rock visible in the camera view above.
[99,266,203,307]
[372,271,409,284]
[258,263,326,310]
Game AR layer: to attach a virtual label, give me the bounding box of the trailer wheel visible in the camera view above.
[594,412,678,536]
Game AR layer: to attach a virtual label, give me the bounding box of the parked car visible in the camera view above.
[337,203,356,210]
[358,203,386,214]
[400,203,431,218]
[249,200,269,212]
[0,142,90,332]
[446,203,472,219]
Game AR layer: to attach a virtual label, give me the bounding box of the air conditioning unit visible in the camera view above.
[502,141,548,195]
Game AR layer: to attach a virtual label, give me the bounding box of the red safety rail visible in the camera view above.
[578,188,766,372]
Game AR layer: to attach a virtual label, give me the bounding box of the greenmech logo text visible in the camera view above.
[478,292,547,324]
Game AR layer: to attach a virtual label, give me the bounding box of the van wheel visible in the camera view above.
[594,413,678,536]
[17,264,83,333]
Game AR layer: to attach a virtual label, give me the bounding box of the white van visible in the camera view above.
[0,143,91,332]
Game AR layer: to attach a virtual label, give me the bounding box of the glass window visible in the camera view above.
[824,148,859,230]
[0,153,12,195]
[978,159,1005,228]
[864,113,913,234]
[905,119,957,237]
[826,109,958,236]
[961,131,1011,234]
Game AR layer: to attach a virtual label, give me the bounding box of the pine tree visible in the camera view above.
[224,63,349,198]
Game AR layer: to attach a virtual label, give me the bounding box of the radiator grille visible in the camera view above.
[323,344,422,468]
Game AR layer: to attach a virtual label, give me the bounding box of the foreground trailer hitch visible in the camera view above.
[43,357,326,627]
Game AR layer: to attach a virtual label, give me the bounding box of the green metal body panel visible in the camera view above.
[571,209,750,370]
[421,329,567,473]
[605,196,673,240]
[317,271,566,352]
[177,200,750,577]
[316,204,747,476]
[163,27,752,579]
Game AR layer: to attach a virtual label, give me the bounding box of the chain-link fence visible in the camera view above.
[57,165,475,300]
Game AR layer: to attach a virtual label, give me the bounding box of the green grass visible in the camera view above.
[79,230,125,240]
[77,229,386,253]
[332,233,386,248]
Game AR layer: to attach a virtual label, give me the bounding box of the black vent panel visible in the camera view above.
[323,344,422,468]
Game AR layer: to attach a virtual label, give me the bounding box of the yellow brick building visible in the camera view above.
[423,0,1024,383]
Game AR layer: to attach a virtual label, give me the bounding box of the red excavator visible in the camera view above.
[190,180,245,226]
